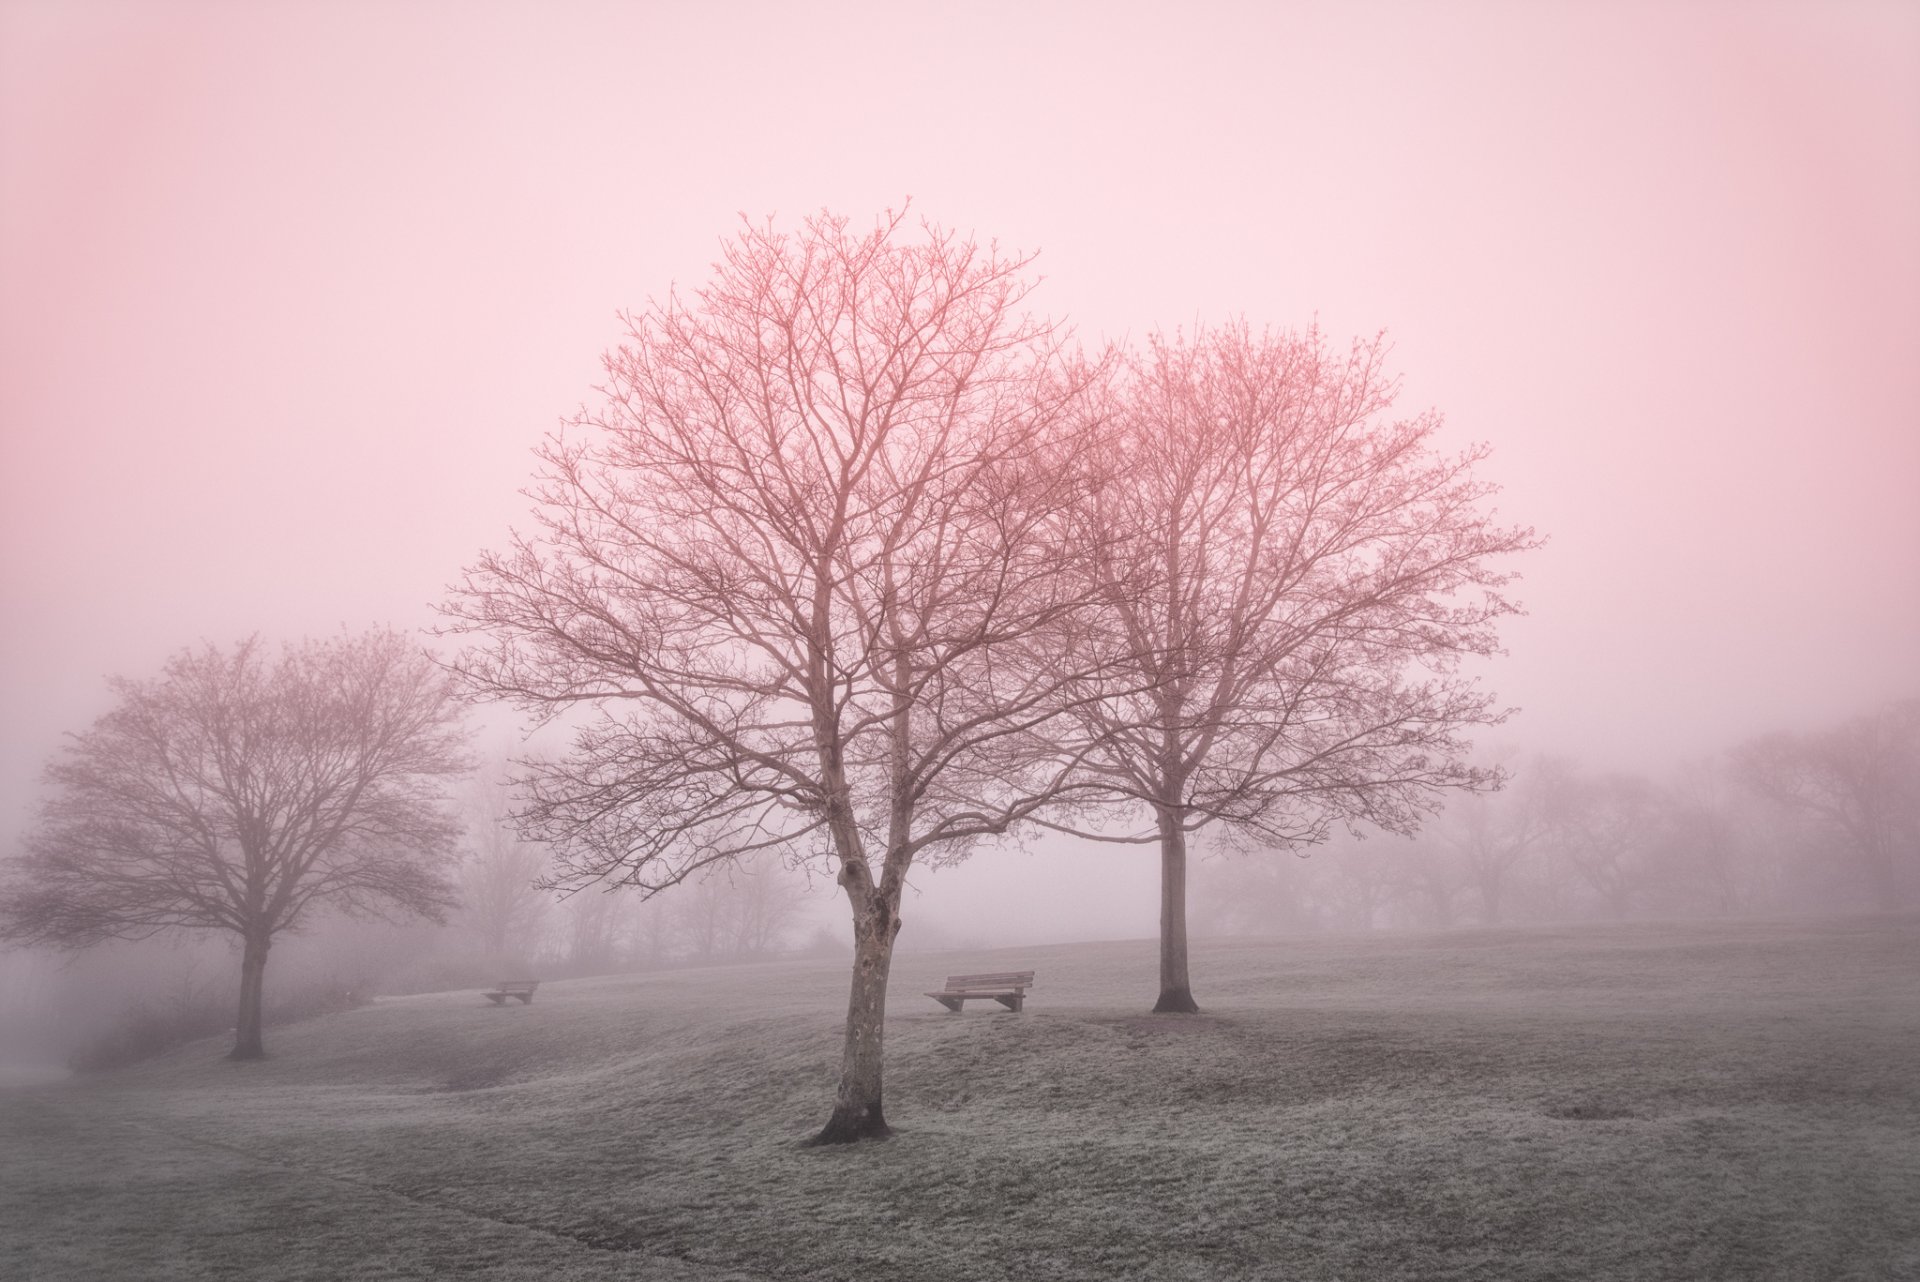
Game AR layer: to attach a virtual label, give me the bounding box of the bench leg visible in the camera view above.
[995,994,1024,1012]
[515,993,534,1004]
[935,996,962,1013]
[484,993,506,1005]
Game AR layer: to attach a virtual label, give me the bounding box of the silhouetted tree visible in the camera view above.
[1663,756,1767,915]
[0,631,469,1059]
[1551,771,1666,920]
[1061,325,1534,1009]
[668,851,809,962]
[1392,837,1465,928]
[1734,699,1920,907]
[1439,754,1554,925]
[442,211,1106,1143]
[558,888,626,975]
[1322,833,1406,931]
[456,762,552,965]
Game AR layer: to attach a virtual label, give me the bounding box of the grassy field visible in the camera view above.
[2,916,1916,1281]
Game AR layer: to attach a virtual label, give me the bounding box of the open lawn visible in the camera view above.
[3,916,1916,1281]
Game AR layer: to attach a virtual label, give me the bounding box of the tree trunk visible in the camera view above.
[230,931,271,1061]
[1154,807,1199,1013]
[810,887,899,1144]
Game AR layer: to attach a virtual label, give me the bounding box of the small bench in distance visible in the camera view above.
[926,970,1034,1013]
[483,980,539,1006]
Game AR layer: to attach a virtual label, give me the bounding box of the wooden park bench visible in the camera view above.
[925,971,1034,1013]
[482,980,539,1006]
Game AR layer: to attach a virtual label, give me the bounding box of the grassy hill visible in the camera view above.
[4,916,1917,1281]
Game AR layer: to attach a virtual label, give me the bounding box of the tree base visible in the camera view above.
[806,1103,892,1146]
[1152,988,1201,1014]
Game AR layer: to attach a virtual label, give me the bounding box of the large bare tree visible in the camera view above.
[0,631,470,1059]
[1065,325,1535,1011]
[441,211,1105,1143]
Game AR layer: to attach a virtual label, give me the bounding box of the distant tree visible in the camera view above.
[1391,837,1465,929]
[668,851,810,962]
[0,632,469,1059]
[1733,699,1920,907]
[456,764,552,964]
[1437,755,1554,925]
[558,888,626,975]
[674,875,732,965]
[1061,325,1535,1009]
[1662,756,1765,915]
[725,855,810,957]
[1192,847,1320,937]
[1551,771,1666,920]
[1320,833,1406,931]
[441,211,1105,1143]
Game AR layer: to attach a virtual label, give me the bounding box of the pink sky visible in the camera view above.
[3,1,1916,931]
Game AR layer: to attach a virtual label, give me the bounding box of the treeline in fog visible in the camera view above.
[1195,698,1919,934]
[0,766,826,1072]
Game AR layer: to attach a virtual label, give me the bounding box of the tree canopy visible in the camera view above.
[443,210,1110,1141]
[1065,324,1536,1009]
[1,629,470,1058]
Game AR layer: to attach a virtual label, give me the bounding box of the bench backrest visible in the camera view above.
[942,971,1034,989]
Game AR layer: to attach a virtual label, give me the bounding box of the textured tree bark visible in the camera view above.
[1154,808,1200,1013]
[230,932,271,1060]
[810,887,899,1144]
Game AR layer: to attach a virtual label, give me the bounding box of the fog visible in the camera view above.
[2,2,1916,1060]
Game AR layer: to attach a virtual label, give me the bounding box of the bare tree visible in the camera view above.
[557,888,627,975]
[0,632,469,1059]
[668,851,809,962]
[1550,771,1666,920]
[457,763,553,965]
[1438,754,1554,925]
[1733,699,1919,908]
[1392,837,1465,928]
[1663,756,1766,915]
[1061,325,1535,1009]
[1320,833,1405,931]
[1191,850,1318,936]
[726,854,810,957]
[441,211,1105,1143]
